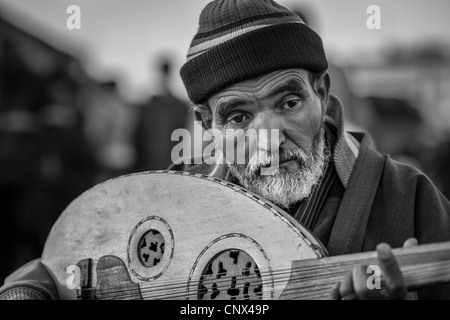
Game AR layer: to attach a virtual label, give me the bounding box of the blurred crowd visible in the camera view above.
[1,6,450,285]
[0,15,192,282]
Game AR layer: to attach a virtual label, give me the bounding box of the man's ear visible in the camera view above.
[191,104,213,130]
[317,72,331,104]
[314,72,331,116]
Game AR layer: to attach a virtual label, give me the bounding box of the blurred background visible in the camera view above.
[0,0,449,284]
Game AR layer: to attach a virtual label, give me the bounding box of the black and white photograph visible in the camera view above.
[0,0,450,306]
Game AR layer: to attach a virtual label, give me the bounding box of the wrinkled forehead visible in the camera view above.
[207,68,311,108]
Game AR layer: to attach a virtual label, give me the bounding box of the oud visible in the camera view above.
[42,171,450,300]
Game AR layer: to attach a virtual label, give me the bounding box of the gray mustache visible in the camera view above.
[250,148,308,173]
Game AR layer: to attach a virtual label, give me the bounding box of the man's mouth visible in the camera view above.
[279,157,297,165]
[256,156,299,170]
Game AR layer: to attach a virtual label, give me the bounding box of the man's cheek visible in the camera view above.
[222,130,253,166]
[289,113,322,152]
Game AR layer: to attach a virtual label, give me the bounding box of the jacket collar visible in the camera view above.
[326,94,361,188]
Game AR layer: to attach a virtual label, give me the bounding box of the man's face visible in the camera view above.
[204,68,329,209]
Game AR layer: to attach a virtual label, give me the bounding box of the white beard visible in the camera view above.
[226,128,329,209]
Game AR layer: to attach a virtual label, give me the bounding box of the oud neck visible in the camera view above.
[391,242,450,291]
[280,241,450,299]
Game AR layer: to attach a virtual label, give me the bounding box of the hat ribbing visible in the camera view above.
[180,0,328,104]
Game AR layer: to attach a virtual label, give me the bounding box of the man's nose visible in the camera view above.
[252,112,287,147]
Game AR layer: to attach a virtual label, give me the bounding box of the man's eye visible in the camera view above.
[281,99,301,109]
[228,114,248,124]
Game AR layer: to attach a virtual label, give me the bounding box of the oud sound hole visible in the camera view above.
[198,250,262,300]
[137,230,165,267]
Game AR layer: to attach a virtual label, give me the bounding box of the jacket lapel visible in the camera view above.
[326,133,386,256]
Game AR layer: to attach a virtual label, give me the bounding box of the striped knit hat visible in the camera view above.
[180,0,328,104]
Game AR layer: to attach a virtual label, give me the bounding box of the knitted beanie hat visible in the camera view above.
[180,0,328,104]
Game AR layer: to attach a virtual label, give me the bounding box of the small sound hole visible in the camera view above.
[137,230,165,267]
[198,249,262,300]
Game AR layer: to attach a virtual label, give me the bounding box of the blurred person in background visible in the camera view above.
[133,56,190,171]
[36,70,100,256]
[83,80,137,182]
[360,96,425,170]
[0,38,50,283]
[70,63,137,183]
[426,134,450,201]
[0,37,99,284]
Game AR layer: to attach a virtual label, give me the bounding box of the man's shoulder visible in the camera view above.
[377,151,436,191]
[348,130,423,175]
[346,131,434,195]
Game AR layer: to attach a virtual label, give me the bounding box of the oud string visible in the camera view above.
[87,260,450,300]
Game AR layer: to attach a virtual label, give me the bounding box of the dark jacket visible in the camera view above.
[326,131,450,299]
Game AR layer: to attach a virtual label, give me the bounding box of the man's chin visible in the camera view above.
[254,186,306,210]
[229,170,308,209]
[272,160,301,174]
[279,159,300,169]
[252,161,301,180]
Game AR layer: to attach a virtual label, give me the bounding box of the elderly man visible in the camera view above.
[173,0,450,300]
[1,0,450,300]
